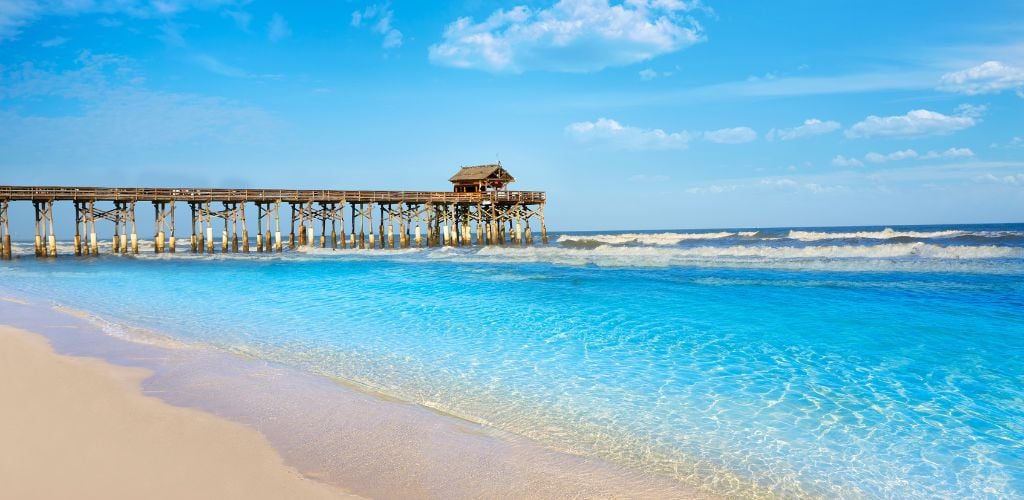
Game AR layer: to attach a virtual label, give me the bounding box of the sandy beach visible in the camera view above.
[0,324,360,500]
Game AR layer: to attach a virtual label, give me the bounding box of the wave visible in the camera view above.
[787,227,971,241]
[421,243,1024,273]
[558,232,738,246]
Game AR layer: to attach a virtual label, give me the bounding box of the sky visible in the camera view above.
[1,0,1023,231]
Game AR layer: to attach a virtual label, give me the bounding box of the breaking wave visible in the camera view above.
[558,232,740,246]
[787,228,967,241]
[422,243,1024,273]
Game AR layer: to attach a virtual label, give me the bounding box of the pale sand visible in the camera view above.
[0,325,360,500]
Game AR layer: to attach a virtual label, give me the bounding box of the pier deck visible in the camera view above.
[0,183,548,258]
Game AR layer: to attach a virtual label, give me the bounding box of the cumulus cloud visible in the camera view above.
[939,61,1024,95]
[831,155,864,167]
[267,13,290,42]
[703,126,757,144]
[638,68,657,80]
[766,118,840,141]
[352,3,402,49]
[845,106,982,139]
[428,0,705,73]
[566,117,692,150]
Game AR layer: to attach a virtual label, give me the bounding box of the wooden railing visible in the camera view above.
[0,186,546,204]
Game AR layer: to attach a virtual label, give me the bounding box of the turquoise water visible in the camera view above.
[2,223,1023,497]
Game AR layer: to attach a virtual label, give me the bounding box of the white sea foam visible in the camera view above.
[787,228,967,241]
[558,232,737,246]
[423,243,1024,273]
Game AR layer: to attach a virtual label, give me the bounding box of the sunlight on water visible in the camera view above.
[2,224,1023,498]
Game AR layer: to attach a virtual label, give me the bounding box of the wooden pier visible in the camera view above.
[0,164,547,259]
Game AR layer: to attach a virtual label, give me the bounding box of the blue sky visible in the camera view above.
[1,0,1023,230]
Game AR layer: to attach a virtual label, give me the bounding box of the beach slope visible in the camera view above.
[0,325,359,500]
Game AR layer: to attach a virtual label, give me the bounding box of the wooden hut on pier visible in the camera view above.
[449,164,515,193]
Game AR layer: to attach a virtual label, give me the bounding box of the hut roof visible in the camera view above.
[449,164,515,183]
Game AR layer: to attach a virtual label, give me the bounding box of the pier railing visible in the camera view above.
[0,186,545,204]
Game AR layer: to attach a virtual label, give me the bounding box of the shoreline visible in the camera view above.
[0,294,706,499]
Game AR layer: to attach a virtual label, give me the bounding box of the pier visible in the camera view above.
[0,164,547,259]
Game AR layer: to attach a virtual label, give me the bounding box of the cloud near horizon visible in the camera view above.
[428,0,705,73]
[767,118,841,140]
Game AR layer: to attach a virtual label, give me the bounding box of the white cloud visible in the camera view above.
[767,118,840,141]
[845,106,982,139]
[0,0,237,42]
[703,126,757,144]
[428,0,705,73]
[865,149,918,163]
[352,3,402,49]
[939,60,1024,95]
[831,155,864,167]
[639,68,657,80]
[267,13,290,42]
[566,117,692,150]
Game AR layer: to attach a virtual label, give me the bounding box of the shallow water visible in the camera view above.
[2,223,1023,498]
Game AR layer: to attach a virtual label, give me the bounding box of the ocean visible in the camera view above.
[2,223,1022,498]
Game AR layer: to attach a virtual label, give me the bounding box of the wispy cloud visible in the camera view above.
[567,118,757,150]
[703,127,757,144]
[0,50,272,158]
[190,53,281,80]
[767,118,840,141]
[846,105,983,139]
[267,13,290,42]
[191,53,248,78]
[0,0,238,42]
[638,68,658,81]
[686,184,738,194]
[222,9,251,31]
[939,60,1024,96]
[973,173,1024,185]
[831,155,864,167]
[39,35,67,47]
[351,3,402,49]
[428,0,705,73]
[865,149,919,163]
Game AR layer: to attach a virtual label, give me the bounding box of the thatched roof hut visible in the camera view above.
[449,164,515,193]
